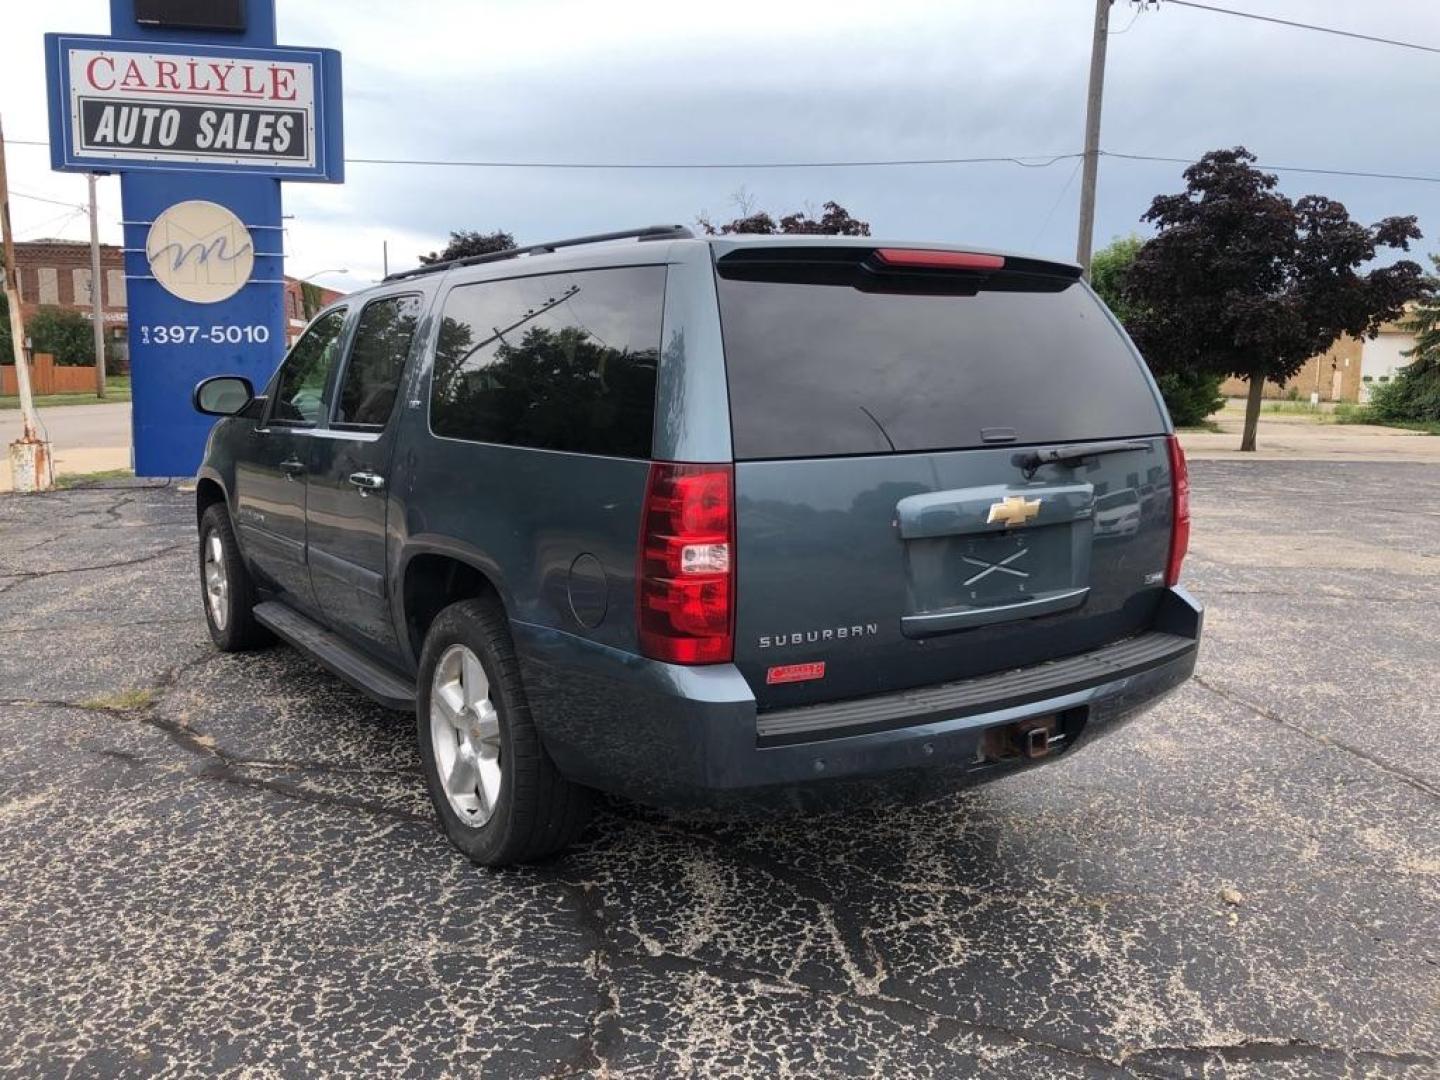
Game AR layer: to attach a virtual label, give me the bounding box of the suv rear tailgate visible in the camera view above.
[734,441,1174,708]
[714,243,1175,710]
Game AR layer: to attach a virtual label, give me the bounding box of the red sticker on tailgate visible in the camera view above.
[766,662,826,685]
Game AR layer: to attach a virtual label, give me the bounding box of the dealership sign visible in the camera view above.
[43,5,344,478]
[45,35,343,180]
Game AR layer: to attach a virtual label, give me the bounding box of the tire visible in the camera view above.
[416,597,590,866]
[198,503,272,652]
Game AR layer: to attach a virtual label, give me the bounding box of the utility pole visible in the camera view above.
[1075,0,1113,280]
[0,115,54,492]
[382,240,388,278]
[87,173,107,398]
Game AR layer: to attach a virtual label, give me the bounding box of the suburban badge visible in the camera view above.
[987,495,1042,526]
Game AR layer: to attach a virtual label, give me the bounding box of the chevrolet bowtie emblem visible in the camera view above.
[987,495,1042,526]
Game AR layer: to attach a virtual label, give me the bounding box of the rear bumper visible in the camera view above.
[512,587,1202,808]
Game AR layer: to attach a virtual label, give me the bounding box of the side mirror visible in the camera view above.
[193,375,255,416]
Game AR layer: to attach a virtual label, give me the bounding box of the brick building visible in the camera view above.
[10,238,130,363]
[1218,314,1417,404]
[9,237,344,359]
[282,276,345,346]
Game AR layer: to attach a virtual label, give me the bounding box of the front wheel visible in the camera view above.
[416,597,590,866]
[198,503,271,652]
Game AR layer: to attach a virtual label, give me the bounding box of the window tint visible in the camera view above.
[717,275,1166,459]
[430,266,664,458]
[270,308,347,426]
[335,294,422,428]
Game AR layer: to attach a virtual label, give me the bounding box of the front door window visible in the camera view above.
[270,308,348,426]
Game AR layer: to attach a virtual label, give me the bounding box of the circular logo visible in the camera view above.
[145,199,255,304]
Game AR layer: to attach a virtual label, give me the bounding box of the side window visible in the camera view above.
[270,308,348,426]
[334,294,423,429]
[430,266,664,458]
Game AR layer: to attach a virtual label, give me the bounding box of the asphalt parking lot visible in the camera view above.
[0,460,1436,1078]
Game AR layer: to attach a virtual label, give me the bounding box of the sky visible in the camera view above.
[3,0,1438,295]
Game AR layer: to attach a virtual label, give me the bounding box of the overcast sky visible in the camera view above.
[4,1,1438,294]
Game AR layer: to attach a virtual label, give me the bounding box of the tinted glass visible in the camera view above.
[336,294,422,428]
[717,277,1165,459]
[271,308,347,426]
[430,266,664,458]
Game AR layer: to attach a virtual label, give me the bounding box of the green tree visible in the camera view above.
[419,229,516,265]
[299,280,325,320]
[698,200,870,236]
[0,293,11,367]
[1090,235,1224,427]
[1088,235,1144,324]
[1125,147,1425,450]
[1368,253,1440,422]
[27,306,98,366]
[0,251,11,364]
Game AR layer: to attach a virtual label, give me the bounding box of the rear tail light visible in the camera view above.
[872,248,1005,271]
[1165,435,1190,586]
[637,463,734,664]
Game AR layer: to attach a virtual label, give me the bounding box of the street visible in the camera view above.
[0,401,130,491]
[0,460,1435,1077]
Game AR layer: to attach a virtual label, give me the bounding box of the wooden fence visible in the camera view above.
[1,354,97,396]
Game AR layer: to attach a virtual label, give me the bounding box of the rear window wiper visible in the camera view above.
[1016,439,1151,479]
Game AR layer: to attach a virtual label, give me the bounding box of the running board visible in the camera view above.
[253,601,416,711]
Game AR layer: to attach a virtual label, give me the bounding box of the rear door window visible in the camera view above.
[430,266,665,458]
[716,265,1165,459]
[334,293,423,429]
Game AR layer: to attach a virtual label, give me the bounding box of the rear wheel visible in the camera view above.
[416,597,590,865]
[199,503,271,651]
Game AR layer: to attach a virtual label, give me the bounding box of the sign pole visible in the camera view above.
[0,115,54,492]
[87,172,107,398]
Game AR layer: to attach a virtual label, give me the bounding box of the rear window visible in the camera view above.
[716,262,1165,460]
[430,266,664,458]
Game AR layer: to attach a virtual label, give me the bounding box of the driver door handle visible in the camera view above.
[348,471,386,495]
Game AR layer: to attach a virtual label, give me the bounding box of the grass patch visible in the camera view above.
[82,687,157,712]
[55,468,134,489]
[1177,421,1223,433]
[1263,399,1326,415]
[0,376,131,410]
[1333,402,1440,433]
[1333,403,1370,424]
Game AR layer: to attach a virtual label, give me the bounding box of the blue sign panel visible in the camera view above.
[43,1,343,477]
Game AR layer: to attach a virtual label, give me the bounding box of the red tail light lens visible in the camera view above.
[637,463,734,664]
[873,248,1005,271]
[1166,435,1190,586]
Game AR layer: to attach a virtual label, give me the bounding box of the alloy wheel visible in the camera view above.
[203,532,229,631]
[429,643,503,826]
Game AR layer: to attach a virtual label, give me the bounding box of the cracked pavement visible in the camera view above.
[0,463,1436,1077]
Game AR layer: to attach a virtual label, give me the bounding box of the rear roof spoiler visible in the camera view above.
[714,244,1082,293]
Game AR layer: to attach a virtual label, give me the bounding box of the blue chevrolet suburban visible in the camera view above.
[192,226,1201,865]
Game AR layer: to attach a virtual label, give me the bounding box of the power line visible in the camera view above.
[7,138,1079,171]
[17,207,87,240]
[344,151,1084,171]
[1102,150,1440,186]
[1031,157,1084,246]
[11,188,86,210]
[1165,0,1440,56]
[9,135,1440,185]
[1109,2,1147,36]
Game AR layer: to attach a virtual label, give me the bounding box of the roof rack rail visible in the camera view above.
[383,224,695,283]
